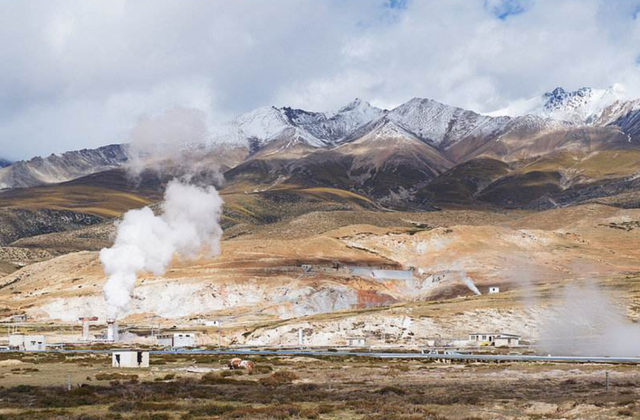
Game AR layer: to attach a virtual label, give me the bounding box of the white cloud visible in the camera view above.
[1,0,640,160]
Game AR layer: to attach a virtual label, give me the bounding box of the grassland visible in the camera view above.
[0,351,639,420]
[0,185,156,218]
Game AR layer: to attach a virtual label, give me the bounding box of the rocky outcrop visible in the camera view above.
[0,208,103,246]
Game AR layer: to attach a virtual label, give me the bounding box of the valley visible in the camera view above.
[1,87,640,353]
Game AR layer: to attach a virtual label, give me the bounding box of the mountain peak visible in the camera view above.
[339,97,365,110]
[491,85,626,124]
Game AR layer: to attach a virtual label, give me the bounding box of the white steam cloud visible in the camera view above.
[100,179,223,317]
[540,282,640,357]
[460,272,481,296]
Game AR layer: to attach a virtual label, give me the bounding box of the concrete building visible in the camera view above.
[488,287,500,294]
[493,334,521,347]
[157,332,197,348]
[469,333,520,347]
[346,337,367,347]
[9,334,46,351]
[112,350,149,368]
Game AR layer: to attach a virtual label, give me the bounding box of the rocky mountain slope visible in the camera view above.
[1,203,639,343]
[4,87,640,210]
[0,144,128,189]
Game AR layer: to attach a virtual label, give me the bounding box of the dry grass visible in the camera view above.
[0,352,639,420]
[0,185,156,218]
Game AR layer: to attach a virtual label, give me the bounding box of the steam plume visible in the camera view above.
[100,179,223,317]
[540,282,640,357]
[126,107,209,178]
[460,272,482,295]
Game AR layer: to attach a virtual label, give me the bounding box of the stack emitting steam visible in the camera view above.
[100,179,223,319]
[460,272,481,295]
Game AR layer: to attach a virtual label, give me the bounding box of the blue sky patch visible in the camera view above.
[486,0,530,20]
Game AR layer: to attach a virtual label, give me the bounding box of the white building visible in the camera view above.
[468,333,520,347]
[9,334,46,351]
[157,332,197,348]
[112,350,149,368]
[494,334,521,347]
[488,287,500,294]
[346,337,367,347]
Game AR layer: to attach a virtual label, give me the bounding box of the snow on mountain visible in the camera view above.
[388,98,509,148]
[285,98,385,143]
[350,116,424,144]
[208,99,384,150]
[209,106,312,147]
[490,85,626,124]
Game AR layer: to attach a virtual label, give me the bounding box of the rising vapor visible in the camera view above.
[460,272,482,296]
[100,179,223,317]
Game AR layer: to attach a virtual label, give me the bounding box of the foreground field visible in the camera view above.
[0,352,639,420]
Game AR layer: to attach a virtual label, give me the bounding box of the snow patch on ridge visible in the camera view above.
[489,85,627,125]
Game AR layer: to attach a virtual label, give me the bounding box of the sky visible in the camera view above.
[2,0,640,160]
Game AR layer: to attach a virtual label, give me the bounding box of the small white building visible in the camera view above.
[346,337,367,347]
[112,350,149,368]
[468,333,520,347]
[9,334,46,351]
[494,334,521,347]
[488,287,500,294]
[9,314,27,323]
[157,332,197,348]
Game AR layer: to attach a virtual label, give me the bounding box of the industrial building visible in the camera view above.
[157,332,197,348]
[9,334,46,351]
[346,337,367,347]
[112,350,149,368]
[468,333,520,347]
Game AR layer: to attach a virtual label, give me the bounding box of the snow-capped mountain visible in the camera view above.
[490,85,626,124]
[388,98,509,149]
[209,99,385,149]
[285,98,385,143]
[209,97,516,157]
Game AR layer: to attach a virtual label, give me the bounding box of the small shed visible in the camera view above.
[9,334,46,351]
[488,287,500,294]
[157,332,197,348]
[346,337,367,347]
[112,350,149,368]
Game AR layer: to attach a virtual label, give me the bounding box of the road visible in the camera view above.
[3,348,640,365]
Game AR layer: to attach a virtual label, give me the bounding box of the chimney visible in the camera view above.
[82,319,89,341]
[107,318,119,342]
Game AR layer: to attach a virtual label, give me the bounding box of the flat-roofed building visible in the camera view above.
[112,350,149,368]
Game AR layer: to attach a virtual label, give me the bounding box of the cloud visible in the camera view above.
[1,0,640,160]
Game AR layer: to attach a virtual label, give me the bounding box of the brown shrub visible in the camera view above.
[259,370,299,387]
